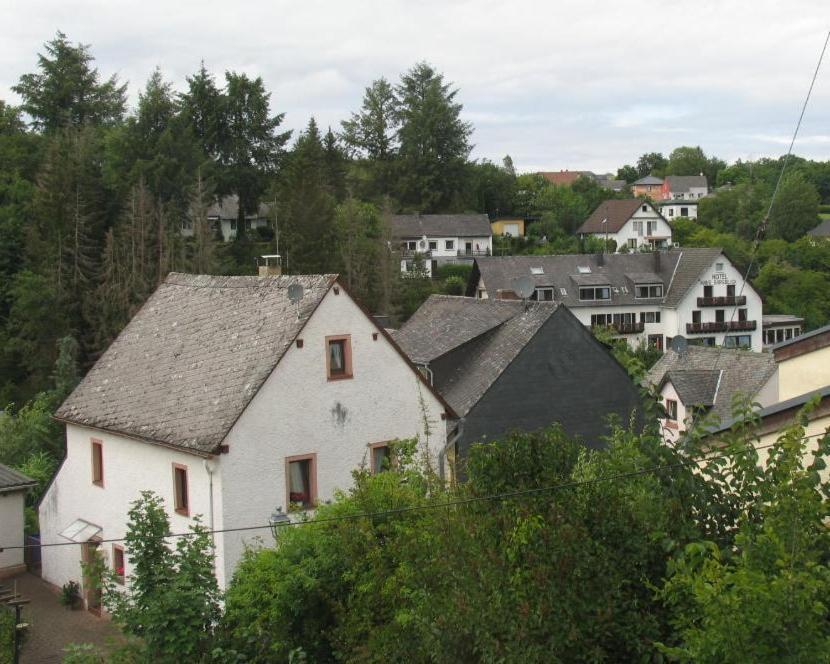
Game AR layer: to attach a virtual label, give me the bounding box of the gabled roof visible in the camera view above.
[471,248,724,309]
[664,175,707,192]
[645,346,777,423]
[539,171,587,186]
[390,214,492,239]
[807,218,830,238]
[661,369,722,407]
[56,273,338,454]
[394,296,559,416]
[633,175,663,186]
[0,462,36,494]
[577,199,650,234]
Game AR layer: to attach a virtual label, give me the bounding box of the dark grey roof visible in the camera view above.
[665,175,707,192]
[0,463,36,494]
[772,322,830,351]
[658,199,699,206]
[633,175,663,185]
[577,199,644,234]
[663,369,722,407]
[394,296,558,416]
[206,195,270,220]
[598,179,626,191]
[645,346,777,423]
[708,384,830,435]
[807,218,830,238]
[56,273,338,454]
[390,214,492,239]
[763,314,804,326]
[472,248,724,309]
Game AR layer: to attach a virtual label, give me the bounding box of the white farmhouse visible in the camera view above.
[0,464,36,578]
[391,214,493,276]
[576,199,672,252]
[40,274,453,600]
[470,248,764,352]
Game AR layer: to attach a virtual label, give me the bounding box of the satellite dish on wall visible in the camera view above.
[670,335,688,355]
[288,283,304,304]
[513,276,535,299]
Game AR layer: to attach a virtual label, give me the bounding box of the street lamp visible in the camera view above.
[269,506,290,543]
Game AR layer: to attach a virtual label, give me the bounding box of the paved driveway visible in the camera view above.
[6,573,122,663]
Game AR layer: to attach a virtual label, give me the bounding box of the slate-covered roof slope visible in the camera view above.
[634,175,664,185]
[807,218,830,238]
[645,346,777,423]
[56,273,337,454]
[390,214,492,239]
[471,248,724,309]
[665,175,707,192]
[663,369,721,407]
[393,295,520,364]
[0,462,36,493]
[577,199,644,234]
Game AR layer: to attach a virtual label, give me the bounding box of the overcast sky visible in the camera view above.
[1,0,828,173]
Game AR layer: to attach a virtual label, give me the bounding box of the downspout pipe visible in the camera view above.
[203,459,216,547]
[439,417,465,481]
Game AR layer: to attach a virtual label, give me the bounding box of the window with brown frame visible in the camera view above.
[286,454,317,509]
[112,545,125,585]
[665,399,678,421]
[91,439,104,486]
[326,335,353,380]
[173,464,189,515]
[369,442,393,473]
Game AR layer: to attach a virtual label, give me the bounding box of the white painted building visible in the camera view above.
[40,274,453,599]
[391,214,493,277]
[470,248,764,352]
[576,199,672,252]
[659,200,699,220]
[0,464,36,578]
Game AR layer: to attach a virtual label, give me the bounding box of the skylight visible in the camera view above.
[530,267,544,275]
[577,266,591,274]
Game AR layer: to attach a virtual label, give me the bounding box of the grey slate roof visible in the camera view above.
[0,462,36,494]
[472,247,724,309]
[645,346,777,423]
[56,273,337,454]
[663,369,721,407]
[665,175,707,192]
[772,322,830,351]
[807,218,830,238]
[633,175,663,185]
[577,199,644,234]
[394,296,558,416]
[390,214,492,239]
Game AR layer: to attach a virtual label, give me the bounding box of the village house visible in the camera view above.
[40,273,453,599]
[576,199,672,252]
[183,195,272,242]
[762,314,804,349]
[644,345,779,444]
[661,175,708,200]
[631,175,664,198]
[772,322,830,401]
[393,295,645,464]
[0,464,36,578]
[490,217,528,238]
[468,248,764,352]
[391,214,493,276]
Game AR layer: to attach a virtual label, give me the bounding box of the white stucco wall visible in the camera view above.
[0,491,26,574]
[584,205,673,252]
[777,345,830,401]
[659,381,686,445]
[217,286,449,585]
[40,425,222,591]
[661,202,699,220]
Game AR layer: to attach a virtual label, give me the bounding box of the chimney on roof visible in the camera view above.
[257,254,282,277]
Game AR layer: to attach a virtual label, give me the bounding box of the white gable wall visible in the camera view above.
[217,286,448,584]
[0,490,27,575]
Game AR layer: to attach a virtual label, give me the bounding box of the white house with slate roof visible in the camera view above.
[40,273,453,597]
[391,214,493,276]
[469,248,763,352]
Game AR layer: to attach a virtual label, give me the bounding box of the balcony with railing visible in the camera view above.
[728,319,757,331]
[456,249,491,258]
[613,322,645,334]
[686,319,757,334]
[401,248,432,258]
[697,295,747,307]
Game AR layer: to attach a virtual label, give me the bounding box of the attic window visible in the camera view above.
[326,335,353,380]
[577,266,591,274]
[530,267,544,275]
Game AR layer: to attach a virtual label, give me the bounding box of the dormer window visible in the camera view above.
[579,286,611,301]
[634,284,663,299]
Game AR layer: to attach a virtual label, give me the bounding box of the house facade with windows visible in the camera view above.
[468,248,764,352]
[762,314,804,349]
[392,214,493,276]
[659,200,699,220]
[632,175,664,198]
[394,295,644,461]
[0,464,36,578]
[183,195,272,242]
[40,273,452,599]
[661,175,708,201]
[576,199,672,252]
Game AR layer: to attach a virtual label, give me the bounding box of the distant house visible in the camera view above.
[491,218,528,238]
[596,176,627,192]
[661,175,708,201]
[468,248,764,352]
[772,323,830,401]
[41,273,452,597]
[391,214,493,276]
[576,199,672,251]
[184,195,272,242]
[0,463,36,578]
[807,218,830,239]
[394,295,645,461]
[659,200,699,221]
[631,175,664,198]
[762,314,804,349]
[539,170,588,186]
[645,346,778,444]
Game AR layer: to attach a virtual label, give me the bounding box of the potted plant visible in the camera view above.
[59,580,82,610]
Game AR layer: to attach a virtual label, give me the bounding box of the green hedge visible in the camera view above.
[0,606,15,664]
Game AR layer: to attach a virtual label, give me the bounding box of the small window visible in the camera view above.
[628,238,638,249]
[428,241,437,250]
[326,335,353,380]
[715,262,724,272]
[667,208,674,217]
[666,399,678,421]
[680,207,688,216]
[112,545,125,585]
[535,287,554,301]
[716,310,725,323]
[703,285,713,298]
[445,240,454,250]
[91,439,104,487]
[369,442,393,473]
[287,454,316,509]
[173,464,189,515]
[692,310,701,323]
[738,308,747,322]
[642,205,648,212]
[727,284,735,297]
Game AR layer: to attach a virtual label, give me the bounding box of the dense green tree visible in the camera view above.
[179,62,224,158]
[13,31,126,132]
[766,172,820,242]
[754,258,830,329]
[466,159,516,217]
[616,164,639,183]
[636,151,667,177]
[322,127,348,201]
[394,62,472,211]
[665,145,725,185]
[697,181,769,238]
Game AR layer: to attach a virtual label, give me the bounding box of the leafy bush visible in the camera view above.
[442,275,465,295]
[434,262,472,281]
[59,580,81,608]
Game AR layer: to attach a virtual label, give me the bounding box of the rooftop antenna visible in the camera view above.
[288,283,304,320]
[513,276,534,309]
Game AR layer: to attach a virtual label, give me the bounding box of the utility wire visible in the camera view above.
[5,432,827,552]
